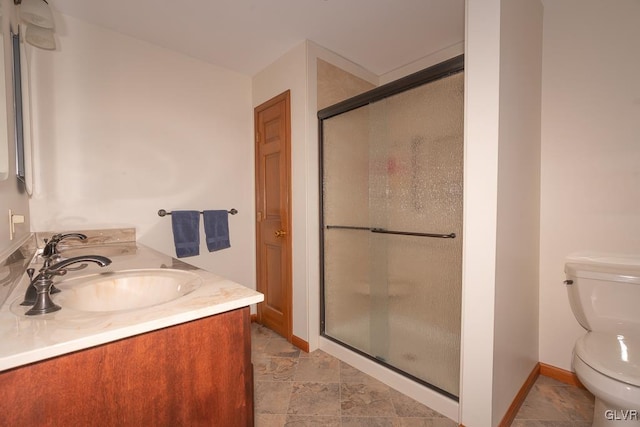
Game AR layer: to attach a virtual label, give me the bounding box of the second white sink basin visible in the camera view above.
[54,269,202,312]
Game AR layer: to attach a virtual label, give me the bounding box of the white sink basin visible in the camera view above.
[53,269,202,312]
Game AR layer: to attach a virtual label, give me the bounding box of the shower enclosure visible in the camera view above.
[319,56,464,399]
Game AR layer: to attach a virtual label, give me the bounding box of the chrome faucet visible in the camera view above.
[41,233,88,294]
[22,255,112,316]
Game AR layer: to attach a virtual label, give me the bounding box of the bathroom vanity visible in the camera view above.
[0,230,263,427]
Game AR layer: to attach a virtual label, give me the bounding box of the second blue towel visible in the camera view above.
[203,210,231,252]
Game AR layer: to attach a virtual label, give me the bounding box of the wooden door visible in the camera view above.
[254,91,292,340]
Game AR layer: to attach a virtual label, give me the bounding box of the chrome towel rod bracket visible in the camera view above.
[158,208,238,217]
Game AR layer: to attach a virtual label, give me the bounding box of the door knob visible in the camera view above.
[274,229,287,238]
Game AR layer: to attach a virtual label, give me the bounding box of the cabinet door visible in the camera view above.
[0,307,254,427]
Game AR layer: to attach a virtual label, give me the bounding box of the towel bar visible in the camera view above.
[158,209,238,217]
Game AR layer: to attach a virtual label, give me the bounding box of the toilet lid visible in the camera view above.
[575,332,640,387]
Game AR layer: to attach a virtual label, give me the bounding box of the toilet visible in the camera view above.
[565,259,640,427]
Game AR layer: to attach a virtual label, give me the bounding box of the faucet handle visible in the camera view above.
[49,269,68,277]
[36,266,67,282]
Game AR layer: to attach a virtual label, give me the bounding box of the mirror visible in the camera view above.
[0,14,8,181]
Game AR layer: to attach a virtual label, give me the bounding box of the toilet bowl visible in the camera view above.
[565,258,640,426]
[574,332,640,426]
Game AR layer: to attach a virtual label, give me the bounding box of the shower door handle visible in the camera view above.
[326,225,455,239]
[371,228,456,239]
[275,229,287,238]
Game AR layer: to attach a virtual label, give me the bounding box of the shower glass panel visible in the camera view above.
[320,59,464,399]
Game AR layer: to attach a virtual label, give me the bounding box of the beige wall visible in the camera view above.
[492,0,542,422]
[379,42,465,86]
[539,0,640,370]
[317,59,375,110]
[460,0,501,423]
[26,15,256,288]
[252,41,309,340]
[7,2,635,425]
[0,0,30,257]
[252,41,378,344]
[461,0,542,425]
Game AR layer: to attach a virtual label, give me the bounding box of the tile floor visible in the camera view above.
[251,323,595,426]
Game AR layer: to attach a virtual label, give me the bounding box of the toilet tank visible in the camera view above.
[565,260,640,334]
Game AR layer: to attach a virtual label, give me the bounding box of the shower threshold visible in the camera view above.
[318,334,460,423]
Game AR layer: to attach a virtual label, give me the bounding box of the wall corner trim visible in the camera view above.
[291,335,309,353]
[497,362,585,426]
[539,362,585,388]
[499,363,540,427]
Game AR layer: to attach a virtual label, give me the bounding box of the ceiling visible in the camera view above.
[49,0,465,77]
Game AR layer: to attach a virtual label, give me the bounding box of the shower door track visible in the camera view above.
[325,225,456,239]
[320,331,459,402]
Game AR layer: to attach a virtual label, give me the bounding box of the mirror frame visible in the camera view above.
[0,10,8,181]
[11,30,25,183]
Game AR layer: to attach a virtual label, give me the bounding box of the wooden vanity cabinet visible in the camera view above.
[0,307,254,427]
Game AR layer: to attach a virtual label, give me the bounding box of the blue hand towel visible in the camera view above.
[171,210,200,258]
[203,210,231,252]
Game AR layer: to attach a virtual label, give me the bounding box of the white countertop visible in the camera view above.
[0,242,263,372]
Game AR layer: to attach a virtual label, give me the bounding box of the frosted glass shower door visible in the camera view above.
[321,70,464,399]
